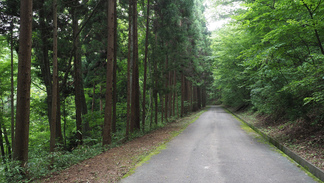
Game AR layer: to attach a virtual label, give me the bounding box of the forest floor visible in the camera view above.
[37,106,323,183]
[37,110,204,183]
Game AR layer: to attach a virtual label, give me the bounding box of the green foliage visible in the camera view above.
[211,0,324,124]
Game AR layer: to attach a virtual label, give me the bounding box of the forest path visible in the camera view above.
[120,105,317,183]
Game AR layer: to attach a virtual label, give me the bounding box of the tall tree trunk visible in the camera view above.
[193,86,197,112]
[39,0,53,127]
[141,0,150,132]
[126,0,133,138]
[73,8,83,145]
[3,125,11,158]
[153,35,158,125]
[103,0,116,145]
[181,74,185,117]
[10,21,15,153]
[81,80,89,136]
[161,94,164,123]
[164,56,168,122]
[169,71,172,117]
[173,71,176,117]
[0,121,5,164]
[50,0,58,154]
[100,85,103,112]
[197,86,201,110]
[56,83,63,144]
[131,0,140,131]
[92,83,96,112]
[112,0,118,134]
[0,106,11,161]
[13,0,33,168]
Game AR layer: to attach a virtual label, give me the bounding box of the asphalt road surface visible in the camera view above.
[120,106,317,183]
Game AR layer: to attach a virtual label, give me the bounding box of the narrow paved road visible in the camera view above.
[120,106,317,183]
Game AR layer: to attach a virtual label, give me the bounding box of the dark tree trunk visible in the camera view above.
[126,0,133,138]
[13,0,33,168]
[50,0,58,154]
[168,71,172,117]
[164,56,168,122]
[197,86,201,110]
[56,83,63,144]
[141,0,150,132]
[103,0,116,145]
[10,21,15,153]
[161,94,164,123]
[173,71,176,117]
[92,83,96,112]
[0,121,5,164]
[100,85,103,112]
[181,74,185,117]
[112,0,118,134]
[73,9,83,145]
[39,0,53,127]
[131,0,140,132]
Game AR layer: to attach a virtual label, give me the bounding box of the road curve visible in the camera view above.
[120,106,317,183]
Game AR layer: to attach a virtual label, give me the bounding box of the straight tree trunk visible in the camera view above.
[141,0,150,132]
[92,83,96,112]
[103,0,116,145]
[0,106,11,160]
[197,87,201,110]
[161,94,164,123]
[131,0,140,131]
[56,83,63,144]
[170,71,173,117]
[173,71,176,117]
[39,0,53,127]
[181,74,185,117]
[164,56,168,122]
[126,0,133,138]
[100,85,103,112]
[10,21,15,153]
[3,124,11,158]
[80,80,89,135]
[112,0,118,133]
[13,0,33,168]
[0,121,5,164]
[192,86,197,112]
[50,0,58,154]
[73,9,83,145]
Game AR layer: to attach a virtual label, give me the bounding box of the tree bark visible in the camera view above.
[0,121,5,164]
[131,0,140,131]
[197,86,201,110]
[73,8,83,145]
[112,0,118,134]
[181,74,185,117]
[13,0,33,168]
[141,0,150,132]
[50,0,58,154]
[103,0,116,145]
[10,20,15,153]
[173,71,176,117]
[164,55,168,122]
[126,0,133,138]
[56,83,63,144]
[154,69,158,125]
[39,0,53,128]
[92,83,96,112]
